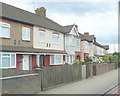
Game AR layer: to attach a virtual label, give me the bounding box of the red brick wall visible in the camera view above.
[93,63,117,75]
[75,51,82,60]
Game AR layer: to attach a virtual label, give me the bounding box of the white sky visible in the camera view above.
[1,0,119,53]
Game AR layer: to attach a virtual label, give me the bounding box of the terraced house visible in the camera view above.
[80,32,109,62]
[33,7,66,67]
[0,2,109,70]
[0,3,67,70]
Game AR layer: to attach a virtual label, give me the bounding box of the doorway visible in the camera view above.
[39,55,44,67]
[22,55,31,70]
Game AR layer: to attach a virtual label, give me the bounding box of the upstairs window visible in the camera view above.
[52,33,60,44]
[39,31,45,42]
[0,21,10,38]
[22,27,30,41]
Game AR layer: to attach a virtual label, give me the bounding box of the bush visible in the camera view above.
[86,58,92,62]
[102,57,109,61]
[77,61,84,65]
[63,62,69,65]
[73,60,84,65]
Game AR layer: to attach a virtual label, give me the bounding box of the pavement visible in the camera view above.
[37,69,119,94]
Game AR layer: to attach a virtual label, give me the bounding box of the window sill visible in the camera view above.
[22,40,31,42]
[0,66,16,69]
[0,37,10,39]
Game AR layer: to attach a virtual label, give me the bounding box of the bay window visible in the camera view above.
[0,54,16,68]
[0,22,10,38]
[22,27,30,41]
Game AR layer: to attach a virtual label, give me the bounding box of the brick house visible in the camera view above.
[0,3,68,70]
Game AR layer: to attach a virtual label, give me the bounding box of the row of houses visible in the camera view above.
[0,2,109,70]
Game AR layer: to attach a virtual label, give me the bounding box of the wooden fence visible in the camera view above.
[41,64,82,90]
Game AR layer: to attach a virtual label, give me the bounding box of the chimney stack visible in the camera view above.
[35,7,46,17]
[84,32,89,36]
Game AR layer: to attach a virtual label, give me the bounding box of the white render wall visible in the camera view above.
[33,26,64,50]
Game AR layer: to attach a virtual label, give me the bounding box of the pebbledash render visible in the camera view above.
[0,2,109,70]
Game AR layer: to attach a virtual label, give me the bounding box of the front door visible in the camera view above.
[39,55,44,67]
[22,55,30,70]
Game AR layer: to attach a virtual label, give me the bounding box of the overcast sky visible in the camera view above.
[1,0,119,53]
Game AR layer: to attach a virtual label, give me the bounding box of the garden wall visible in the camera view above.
[1,69,41,94]
[93,63,117,76]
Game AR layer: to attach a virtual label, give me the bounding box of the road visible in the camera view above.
[37,69,119,94]
[103,84,120,95]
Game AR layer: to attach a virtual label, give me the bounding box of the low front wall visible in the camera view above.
[2,69,41,94]
[93,63,117,76]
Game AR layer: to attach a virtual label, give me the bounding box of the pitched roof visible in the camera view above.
[63,25,74,33]
[1,2,65,33]
[94,42,109,50]
[102,45,109,50]
[84,35,94,42]
[79,33,94,42]
[78,33,86,40]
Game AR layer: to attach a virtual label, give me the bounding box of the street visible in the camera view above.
[37,69,119,94]
[103,84,120,95]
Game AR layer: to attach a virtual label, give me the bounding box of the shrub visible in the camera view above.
[63,62,69,65]
[77,61,84,65]
[102,57,109,61]
[73,60,84,65]
[86,58,92,62]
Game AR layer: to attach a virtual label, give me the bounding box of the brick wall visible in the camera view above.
[93,63,117,76]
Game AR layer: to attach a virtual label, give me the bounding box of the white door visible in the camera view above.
[22,55,30,70]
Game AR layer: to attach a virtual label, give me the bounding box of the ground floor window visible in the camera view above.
[0,53,16,68]
[66,55,74,64]
[50,55,63,65]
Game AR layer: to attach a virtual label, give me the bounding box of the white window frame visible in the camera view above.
[39,31,45,42]
[50,55,63,65]
[0,22,10,38]
[0,53,16,69]
[22,27,30,41]
[66,55,74,64]
[52,33,60,44]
